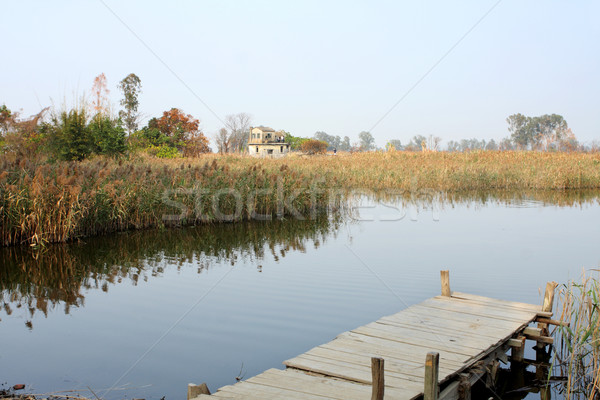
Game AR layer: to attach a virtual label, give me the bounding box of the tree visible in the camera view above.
[44,107,92,161]
[499,137,515,151]
[301,139,327,155]
[313,131,341,150]
[89,116,127,157]
[507,113,571,150]
[215,127,231,153]
[358,131,375,151]
[152,108,210,155]
[91,73,110,115]
[507,113,530,149]
[224,113,252,152]
[339,136,351,152]
[404,135,427,151]
[485,139,498,151]
[386,139,403,151]
[284,132,309,150]
[118,73,142,135]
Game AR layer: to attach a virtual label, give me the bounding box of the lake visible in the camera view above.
[1,190,599,399]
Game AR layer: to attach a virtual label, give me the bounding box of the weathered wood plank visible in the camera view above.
[450,292,541,312]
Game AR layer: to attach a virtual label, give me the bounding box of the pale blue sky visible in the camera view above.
[2,1,599,148]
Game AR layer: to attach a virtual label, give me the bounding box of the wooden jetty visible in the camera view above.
[189,271,557,400]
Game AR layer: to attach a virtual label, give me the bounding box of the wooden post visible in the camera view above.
[458,373,471,400]
[510,336,526,363]
[187,383,210,400]
[536,281,557,349]
[441,270,451,297]
[424,352,439,400]
[371,357,384,400]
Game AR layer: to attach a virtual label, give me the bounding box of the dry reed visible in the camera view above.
[2,151,600,246]
[554,270,600,399]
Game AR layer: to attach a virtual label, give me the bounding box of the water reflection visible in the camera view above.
[0,215,345,330]
[1,189,599,331]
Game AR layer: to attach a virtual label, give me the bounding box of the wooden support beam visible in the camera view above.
[441,270,451,297]
[187,383,210,400]
[536,317,569,327]
[485,360,500,389]
[525,334,554,345]
[424,352,440,400]
[536,311,554,318]
[510,336,526,363]
[541,281,558,314]
[508,338,523,347]
[458,373,471,400]
[371,357,384,400]
[523,327,542,336]
[537,281,558,349]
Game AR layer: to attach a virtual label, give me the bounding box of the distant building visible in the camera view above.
[248,126,290,158]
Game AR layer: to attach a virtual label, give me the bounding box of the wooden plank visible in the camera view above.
[450,292,541,312]
[285,354,425,392]
[377,315,517,342]
[336,330,471,364]
[350,325,485,356]
[247,369,367,400]
[338,331,475,362]
[430,296,539,320]
[382,306,523,330]
[420,298,537,323]
[299,346,456,379]
[251,368,413,400]
[291,353,426,386]
[319,340,462,373]
[366,321,496,350]
[390,304,530,331]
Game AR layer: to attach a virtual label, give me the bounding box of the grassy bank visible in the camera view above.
[1,151,600,246]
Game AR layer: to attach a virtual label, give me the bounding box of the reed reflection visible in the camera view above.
[0,214,345,330]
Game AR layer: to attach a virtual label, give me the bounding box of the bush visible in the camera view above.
[89,115,127,157]
[301,139,328,155]
[43,107,92,161]
[152,144,181,158]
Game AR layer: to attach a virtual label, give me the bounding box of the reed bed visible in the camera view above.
[0,155,339,246]
[1,151,600,246]
[554,270,600,399]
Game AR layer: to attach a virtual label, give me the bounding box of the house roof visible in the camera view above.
[254,126,276,132]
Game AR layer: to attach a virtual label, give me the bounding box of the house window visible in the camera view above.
[280,146,283,152]
[252,133,255,139]
[267,149,273,155]
[256,146,259,152]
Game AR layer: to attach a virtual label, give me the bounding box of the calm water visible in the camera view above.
[1,191,599,399]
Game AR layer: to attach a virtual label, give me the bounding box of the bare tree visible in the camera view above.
[224,113,252,152]
[215,127,231,154]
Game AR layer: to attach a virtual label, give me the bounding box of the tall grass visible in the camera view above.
[0,155,338,246]
[554,270,600,399]
[1,151,600,246]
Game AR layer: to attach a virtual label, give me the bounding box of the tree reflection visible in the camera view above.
[0,214,346,329]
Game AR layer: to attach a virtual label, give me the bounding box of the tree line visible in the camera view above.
[0,73,214,161]
[302,113,595,153]
[2,73,596,161]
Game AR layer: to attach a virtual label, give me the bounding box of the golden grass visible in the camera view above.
[1,150,599,246]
